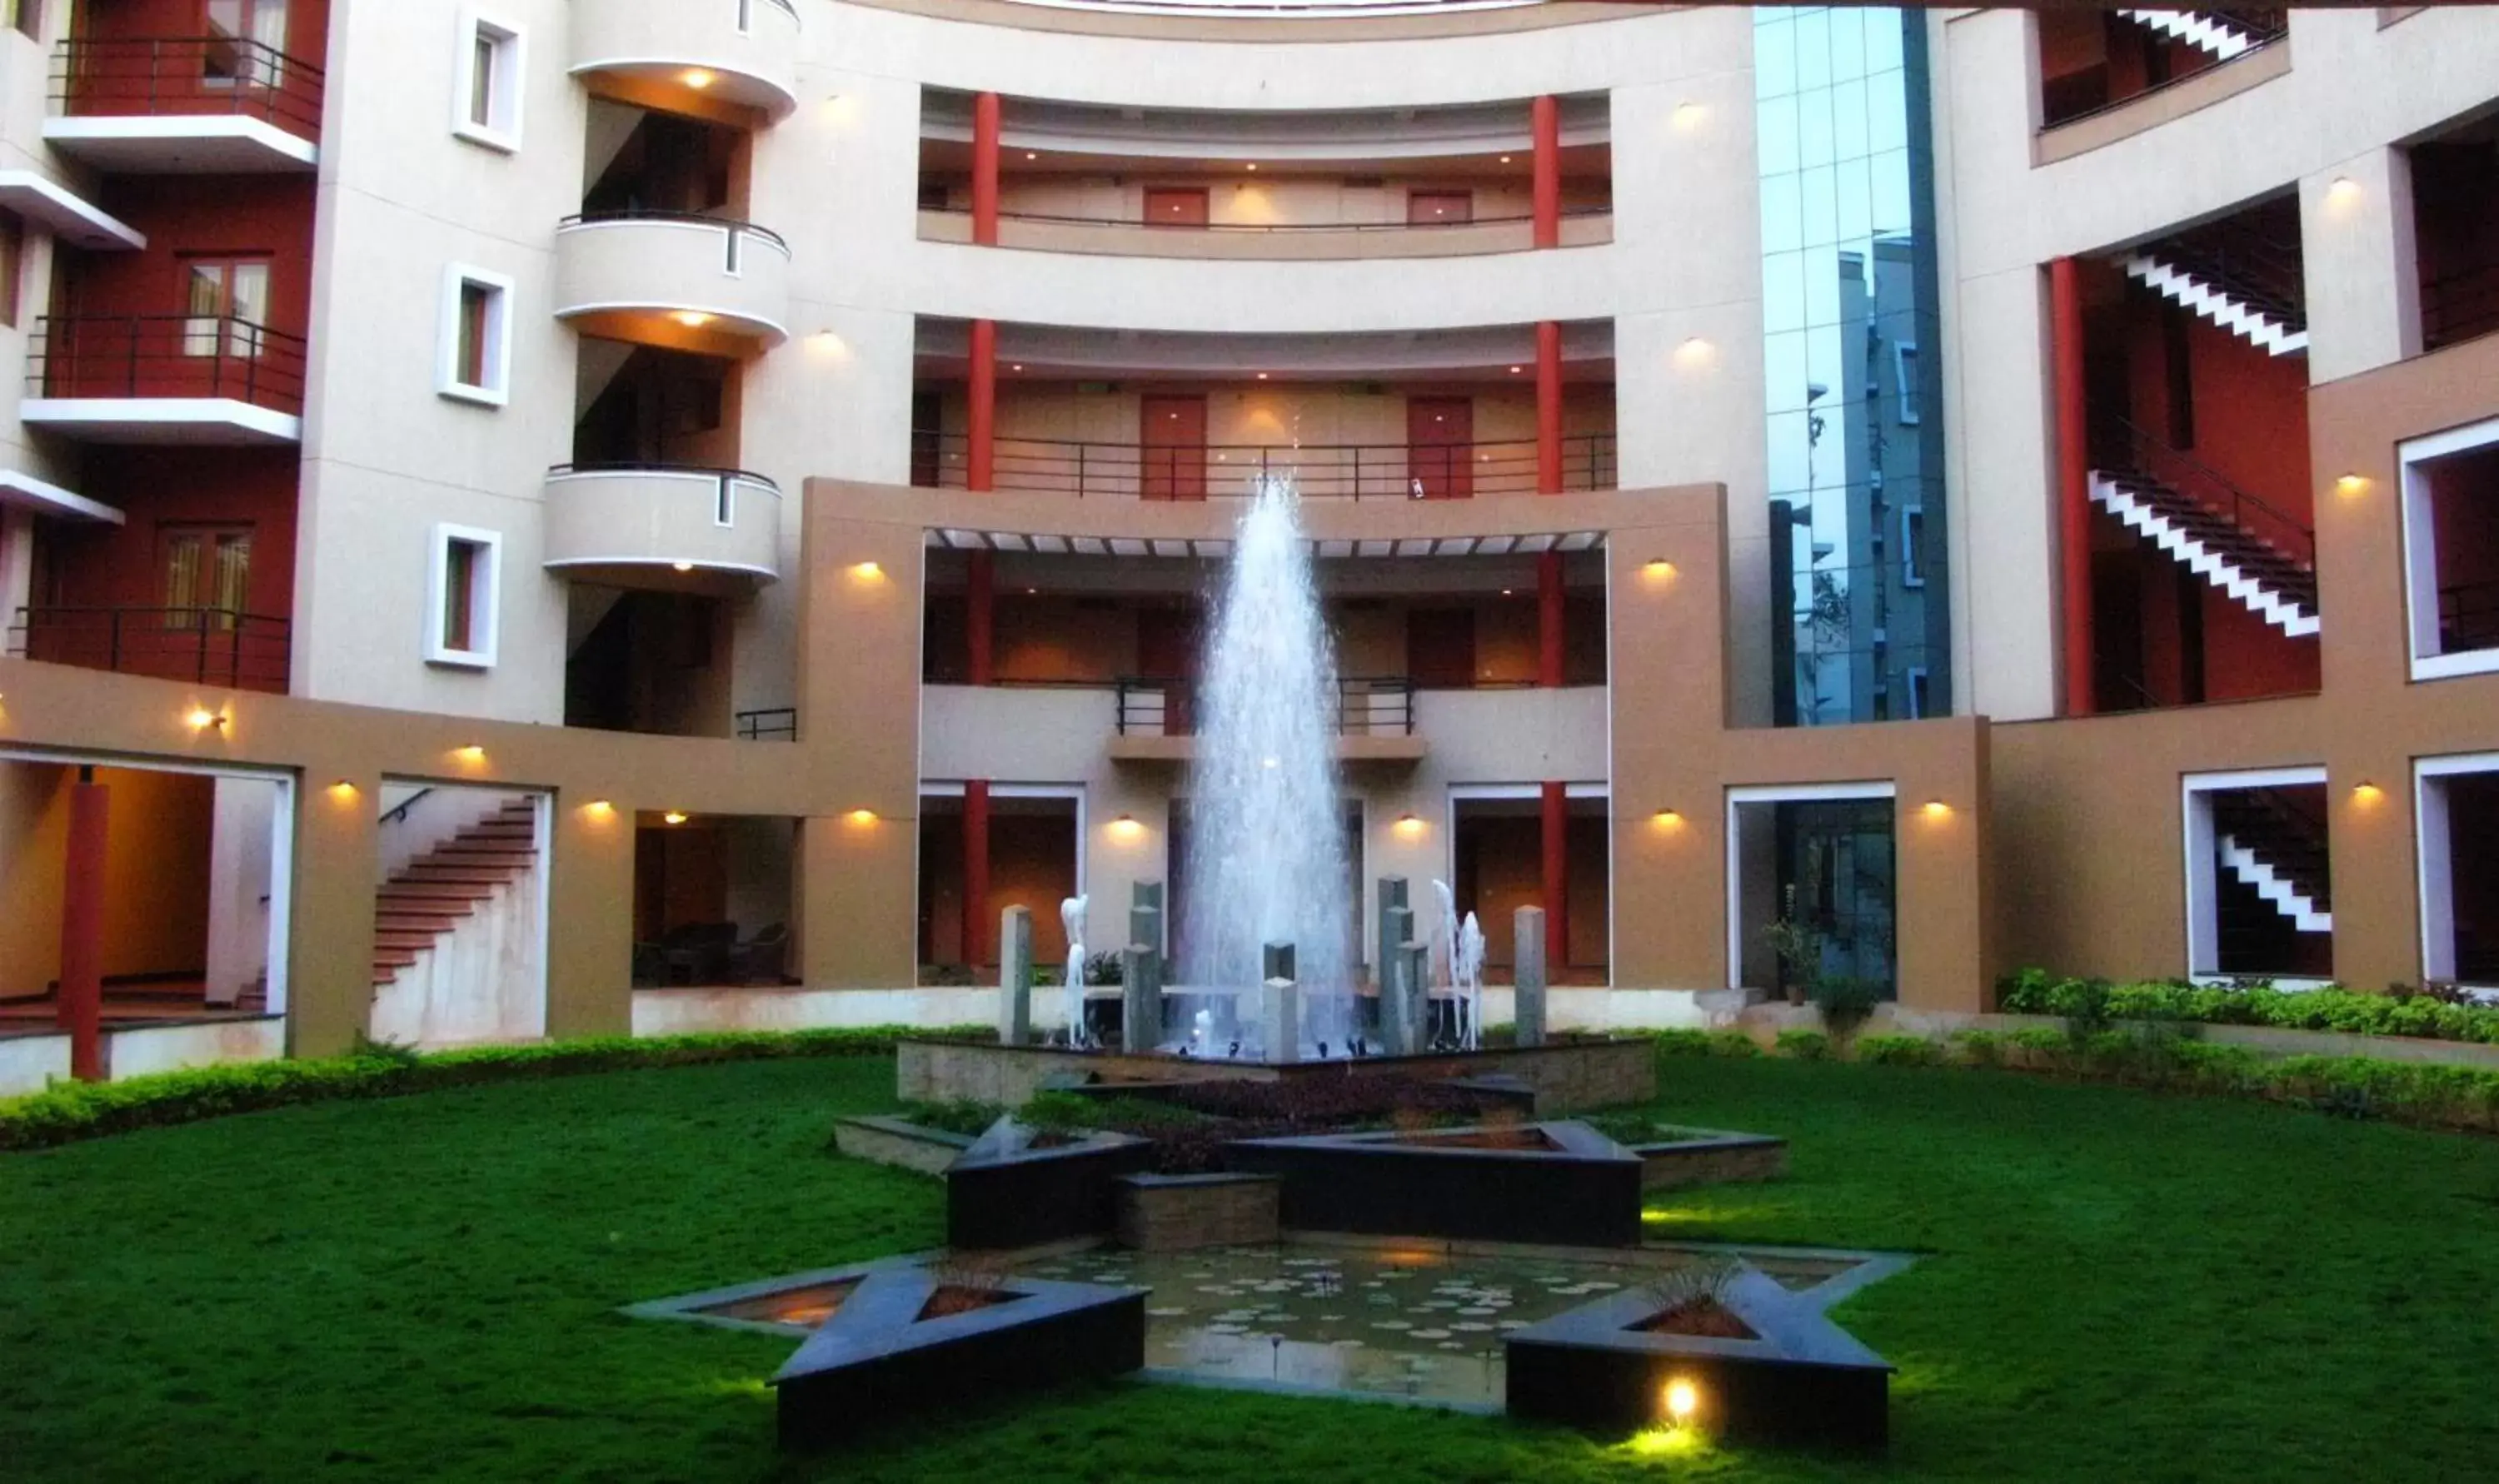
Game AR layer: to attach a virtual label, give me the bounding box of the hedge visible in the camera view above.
[1998,968,2499,1045]
[1649,1022,2499,1135]
[0,1026,988,1152]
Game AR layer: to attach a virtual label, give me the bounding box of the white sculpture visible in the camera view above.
[1192,1008,1215,1060]
[1430,879,1461,1047]
[1060,895,1090,1048]
[1455,912,1487,1051]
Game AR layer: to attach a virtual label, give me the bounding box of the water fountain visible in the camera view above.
[1173,475,1357,1057]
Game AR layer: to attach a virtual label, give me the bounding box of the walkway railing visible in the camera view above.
[910,431,1617,500]
[2091,414,2313,567]
[29,314,310,414]
[2422,261,2499,353]
[1115,675,1416,736]
[53,36,325,139]
[8,605,292,692]
[924,203,1610,234]
[735,707,798,741]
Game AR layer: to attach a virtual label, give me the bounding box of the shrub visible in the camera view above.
[1649,1028,1714,1058]
[0,1025,989,1153]
[1855,1034,1938,1067]
[1998,969,2499,1046]
[1809,977,1883,1039]
[1948,1028,2005,1068]
[1775,1028,1831,1061]
[1707,1028,1763,1058]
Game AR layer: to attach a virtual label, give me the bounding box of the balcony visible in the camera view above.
[910,431,1619,500]
[541,464,783,589]
[7,605,290,693]
[554,212,791,351]
[47,37,322,172]
[1109,675,1426,764]
[570,0,800,122]
[916,204,1614,261]
[23,315,307,444]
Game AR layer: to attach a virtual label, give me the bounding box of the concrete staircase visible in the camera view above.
[2212,789,2332,933]
[372,801,540,987]
[2120,252,2307,356]
[2089,471,2319,636]
[2117,9,2272,62]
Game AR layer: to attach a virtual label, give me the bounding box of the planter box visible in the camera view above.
[1624,1126,1789,1191]
[1225,1119,1644,1247]
[831,1115,975,1176]
[945,1118,1155,1250]
[771,1267,1145,1450]
[1115,1172,1280,1251]
[1505,1269,1892,1449]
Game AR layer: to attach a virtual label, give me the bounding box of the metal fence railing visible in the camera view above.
[910,431,1617,500]
[9,605,292,692]
[53,36,325,139]
[1114,676,1417,737]
[30,314,309,414]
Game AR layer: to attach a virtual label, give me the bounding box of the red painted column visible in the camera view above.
[1536,319,1564,494]
[1537,549,1565,689]
[1540,780,1569,979]
[1530,94,1561,250]
[58,768,107,1082]
[962,779,991,969]
[967,317,997,493]
[2051,256,2094,717]
[971,91,1002,247]
[965,548,995,686]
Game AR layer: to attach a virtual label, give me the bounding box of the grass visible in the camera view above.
[7,1054,2499,1482]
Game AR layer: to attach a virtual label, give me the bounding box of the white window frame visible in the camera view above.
[2179,766,2332,987]
[451,7,526,153]
[437,263,515,407]
[1903,665,1930,719]
[2400,415,2499,682]
[1723,780,1895,990]
[2416,751,2499,989]
[1898,505,1926,589]
[426,522,501,668]
[1893,341,1920,426]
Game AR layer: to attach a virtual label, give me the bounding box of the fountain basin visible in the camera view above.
[1224,1120,1645,1247]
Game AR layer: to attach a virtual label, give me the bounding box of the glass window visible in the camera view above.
[162,525,252,630]
[204,0,287,86]
[182,259,272,358]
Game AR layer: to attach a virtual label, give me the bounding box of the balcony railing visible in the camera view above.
[53,37,325,139]
[735,707,798,740]
[2440,579,2499,655]
[910,431,1618,500]
[8,605,291,692]
[923,202,1612,235]
[2039,9,2287,132]
[2422,261,2499,353]
[558,209,791,260]
[29,315,310,414]
[1115,676,1416,737]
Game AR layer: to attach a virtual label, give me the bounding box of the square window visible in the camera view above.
[2401,416,2499,680]
[1893,341,1919,425]
[1899,505,1926,588]
[453,9,524,152]
[438,264,513,406]
[427,524,500,667]
[8,0,40,42]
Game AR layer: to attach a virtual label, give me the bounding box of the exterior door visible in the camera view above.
[1406,396,1473,500]
[1144,187,1210,228]
[1407,190,1473,226]
[1406,607,1477,688]
[1136,602,1201,733]
[1140,394,1208,501]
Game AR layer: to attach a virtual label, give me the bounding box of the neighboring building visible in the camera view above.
[1,1,2496,1083]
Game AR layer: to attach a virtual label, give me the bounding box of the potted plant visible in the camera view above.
[1761,884,1823,1008]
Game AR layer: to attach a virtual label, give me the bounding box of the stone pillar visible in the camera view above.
[1121,944,1162,1052]
[2051,256,2092,718]
[1374,875,1408,989]
[1261,940,1294,984]
[1514,905,1549,1048]
[998,905,1033,1044]
[1130,886,1165,980]
[1400,942,1433,1052]
[58,768,107,1082]
[1261,976,1300,1064]
[1378,904,1413,1048]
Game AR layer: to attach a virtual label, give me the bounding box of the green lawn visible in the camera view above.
[6,1054,2499,1482]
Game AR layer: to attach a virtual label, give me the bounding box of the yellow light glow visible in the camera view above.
[184,706,222,730]
[584,799,616,819]
[852,560,884,580]
[1644,558,1678,580]
[1508,365,1524,374]
[663,810,689,825]
[1923,799,1953,819]
[2336,473,2370,497]
[671,311,714,329]
[329,780,359,801]
[1394,814,1426,838]
[1673,336,1716,371]
[671,561,696,573]
[848,809,879,825]
[682,68,716,89]
[2353,783,2385,804]
[1664,1377,1699,1424]
[1245,162,1259,172]
[456,744,486,764]
[1499,154,1514,164]
[2327,175,2362,208]
[1109,814,1145,840]
[1653,809,1683,828]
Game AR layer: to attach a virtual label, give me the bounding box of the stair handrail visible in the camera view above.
[2093,414,2315,570]
[2138,228,2304,326]
[381,787,434,827]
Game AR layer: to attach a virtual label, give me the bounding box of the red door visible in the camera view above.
[1136,603,1201,733]
[1407,396,1473,500]
[1406,608,1477,688]
[1141,394,1208,501]
[1407,190,1474,226]
[1144,187,1210,228]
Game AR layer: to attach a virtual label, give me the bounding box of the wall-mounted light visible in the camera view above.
[1394,813,1426,838]
[1109,814,1145,840]
[1508,365,1524,375]
[1664,1377,1699,1425]
[681,68,716,90]
[1499,154,1514,165]
[329,780,359,802]
[671,311,714,329]
[584,799,616,819]
[1024,151,1038,161]
[455,744,486,764]
[663,810,689,825]
[2335,473,2370,498]
[1652,809,1683,828]
[1673,337,1715,371]
[1923,799,1953,819]
[852,560,885,580]
[672,561,695,573]
[1672,101,1708,133]
[1254,371,1269,381]
[1245,162,1259,172]
[848,808,879,825]
[1010,362,1024,372]
[1644,558,1678,580]
[184,705,225,731]
[2352,782,2385,804]
[2326,175,2362,208]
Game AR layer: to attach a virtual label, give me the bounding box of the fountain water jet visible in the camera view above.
[1176,474,1356,1056]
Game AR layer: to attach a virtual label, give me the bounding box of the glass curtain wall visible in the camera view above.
[1755,7,1952,725]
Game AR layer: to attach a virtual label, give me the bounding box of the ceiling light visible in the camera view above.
[672,561,694,573]
[664,810,689,825]
[671,311,713,328]
[682,69,716,90]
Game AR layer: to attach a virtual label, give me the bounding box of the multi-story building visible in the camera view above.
[2,0,2495,1086]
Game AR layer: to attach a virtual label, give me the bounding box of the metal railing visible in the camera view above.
[557,209,791,258]
[2422,261,2499,353]
[924,202,1612,234]
[2092,414,2313,567]
[2139,212,2305,326]
[2039,9,2287,132]
[1115,675,1416,737]
[2440,579,2499,655]
[29,314,310,414]
[735,707,797,740]
[52,36,325,139]
[8,605,291,692]
[910,431,1617,500]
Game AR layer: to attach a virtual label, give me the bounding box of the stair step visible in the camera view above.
[374,930,441,951]
[376,915,464,936]
[372,949,420,969]
[379,879,496,899]
[398,864,522,882]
